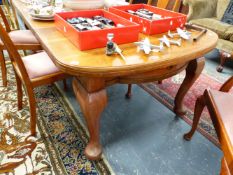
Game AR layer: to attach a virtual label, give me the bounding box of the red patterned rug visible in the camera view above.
[140,71,224,147]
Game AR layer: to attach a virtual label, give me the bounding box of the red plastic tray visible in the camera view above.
[109,4,187,35]
[54,10,140,50]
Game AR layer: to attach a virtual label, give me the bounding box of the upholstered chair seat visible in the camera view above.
[9,30,39,44]
[0,30,39,46]
[22,51,61,79]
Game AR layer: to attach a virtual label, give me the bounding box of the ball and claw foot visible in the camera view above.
[125,84,132,99]
[216,66,223,72]
[183,133,193,141]
[30,132,38,138]
[174,106,187,116]
[125,92,132,99]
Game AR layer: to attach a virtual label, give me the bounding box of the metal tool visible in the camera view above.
[185,23,207,42]
[192,29,207,42]
[185,23,206,31]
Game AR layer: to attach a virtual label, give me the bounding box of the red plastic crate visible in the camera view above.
[54,10,140,50]
[109,4,187,35]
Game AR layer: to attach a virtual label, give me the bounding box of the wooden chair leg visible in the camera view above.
[15,73,23,110]
[220,157,230,175]
[183,95,206,141]
[217,51,231,73]
[23,50,27,56]
[27,88,37,136]
[125,81,162,98]
[0,50,7,87]
[63,79,67,91]
[158,80,162,84]
[125,84,132,99]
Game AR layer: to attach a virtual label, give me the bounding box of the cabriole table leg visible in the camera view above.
[174,57,205,116]
[72,77,107,160]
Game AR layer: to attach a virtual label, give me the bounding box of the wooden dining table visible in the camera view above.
[12,0,218,160]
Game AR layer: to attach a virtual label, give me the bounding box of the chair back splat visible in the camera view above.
[8,0,20,29]
[0,6,11,32]
[1,0,19,30]
[157,0,181,12]
[0,23,31,85]
[129,0,152,5]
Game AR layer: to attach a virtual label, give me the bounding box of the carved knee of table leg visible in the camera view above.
[174,57,205,116]
[217,51,231,73]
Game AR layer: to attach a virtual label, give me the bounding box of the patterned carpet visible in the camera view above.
[0,64,112,175]
[140,70,230,147]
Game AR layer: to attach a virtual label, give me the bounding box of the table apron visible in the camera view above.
[74,62,187,93]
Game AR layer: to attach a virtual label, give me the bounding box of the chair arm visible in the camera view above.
[220,76,233,92]
[183,0,217,21]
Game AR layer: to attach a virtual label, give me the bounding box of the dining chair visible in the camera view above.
[0,6,41,87]
[183,76,233,174]
[0,22,69,136]
[129,0,182,12]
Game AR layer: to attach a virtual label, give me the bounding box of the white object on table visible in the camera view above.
[55,0,64,10]
[63,0,105,10]
[134,38,164,54]
[104,0,128,8]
